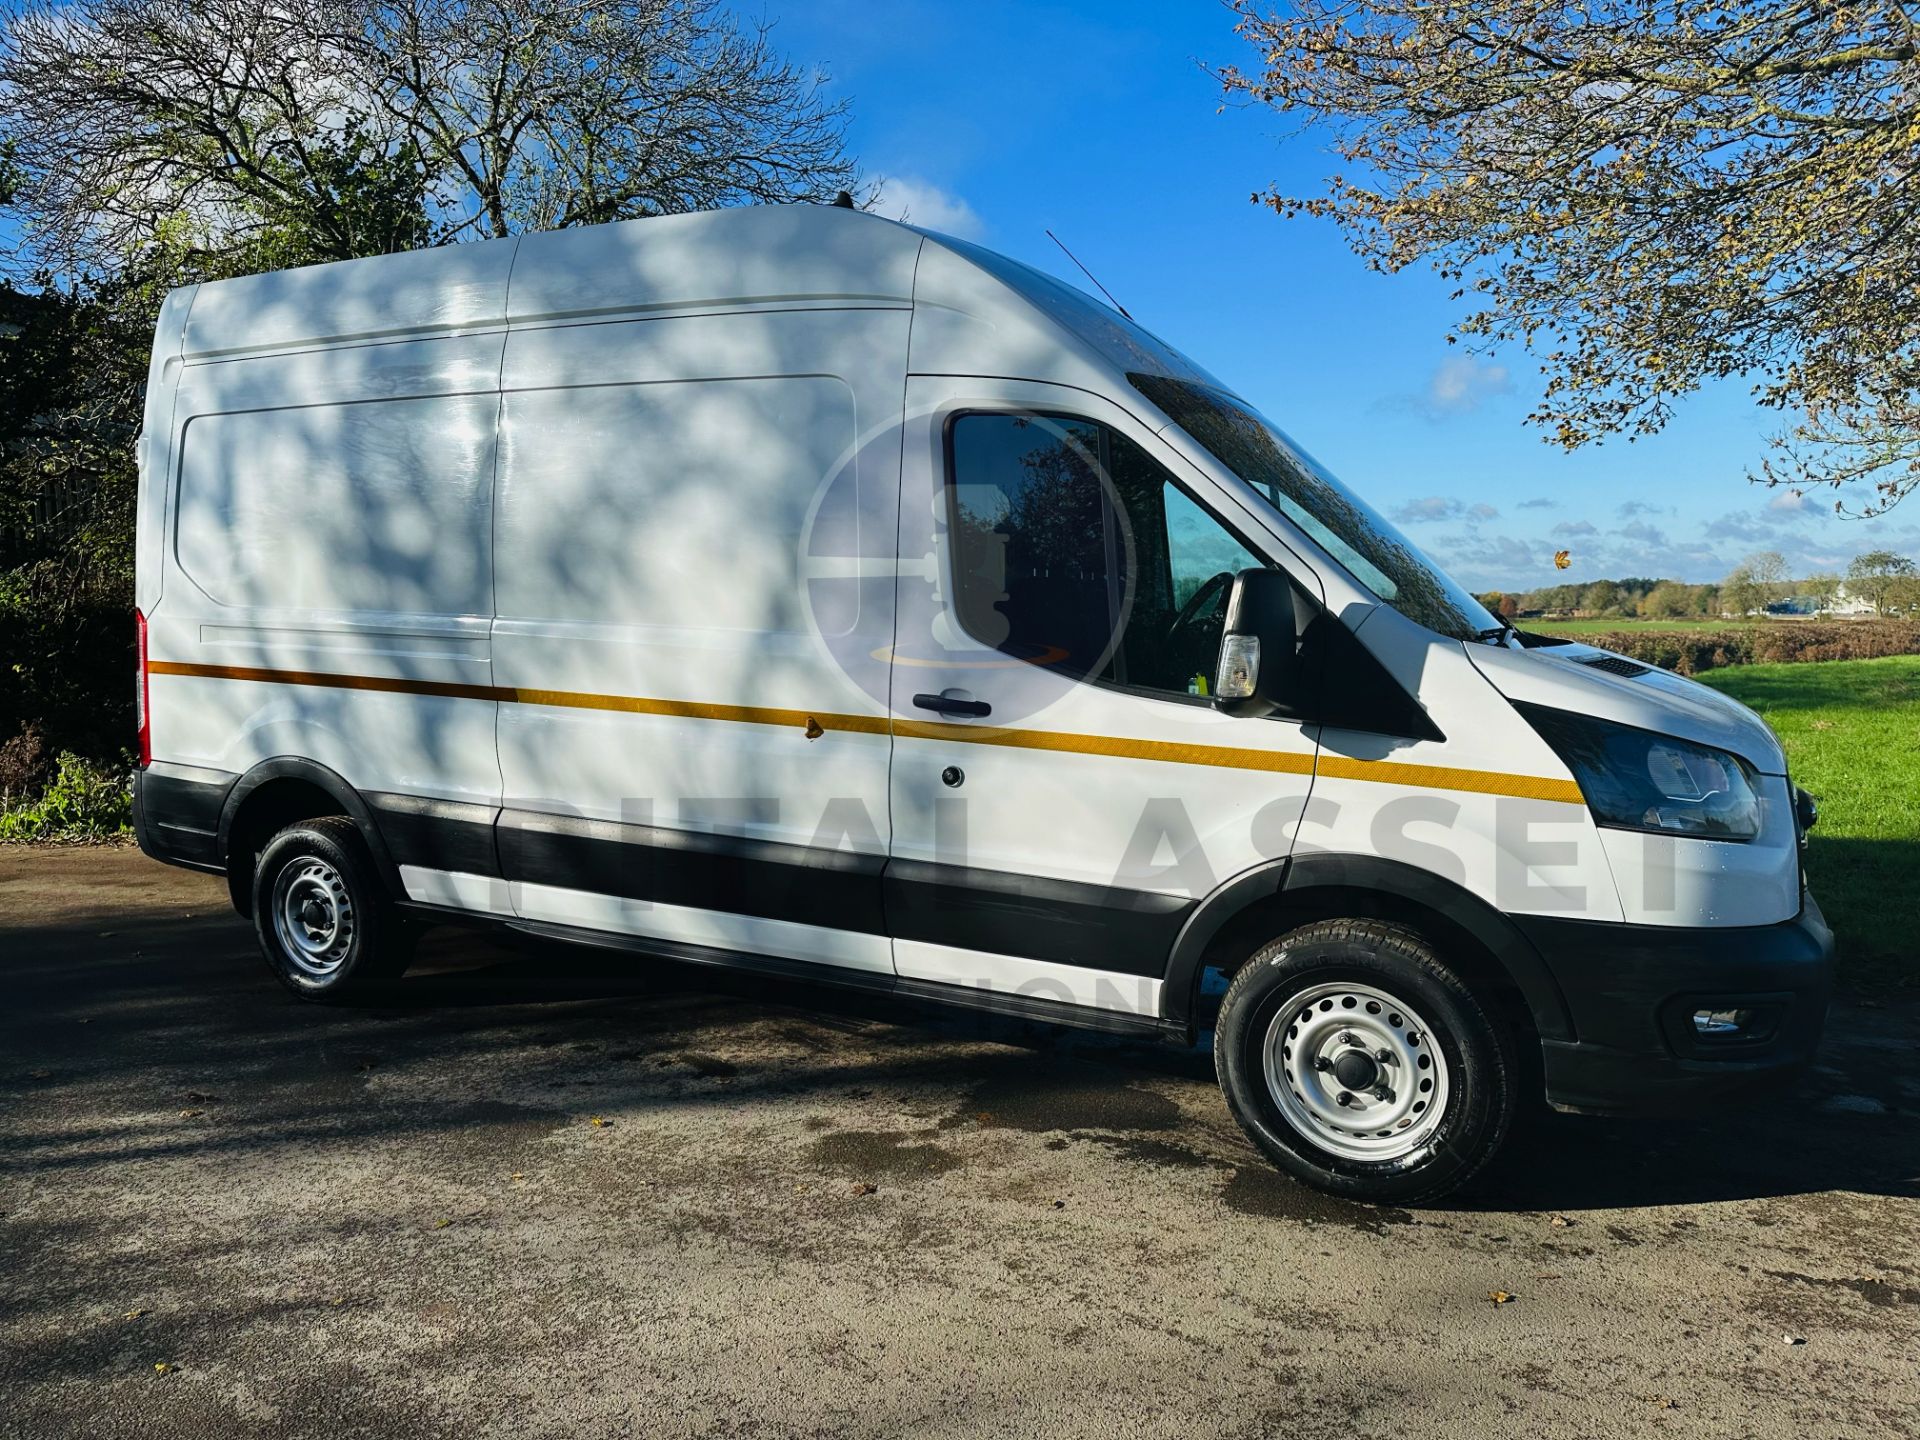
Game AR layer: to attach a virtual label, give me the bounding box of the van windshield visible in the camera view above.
[1128,373,1501,643]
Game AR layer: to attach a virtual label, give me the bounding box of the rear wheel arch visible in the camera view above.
[218,760,400,916]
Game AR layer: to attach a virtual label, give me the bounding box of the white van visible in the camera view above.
[133,203,1832,1202]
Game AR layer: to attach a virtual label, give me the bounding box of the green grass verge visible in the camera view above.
[1698,655,1920,990]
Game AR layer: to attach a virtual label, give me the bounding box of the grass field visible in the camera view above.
[1525,616,1760,635]
[1699,655,1920,990]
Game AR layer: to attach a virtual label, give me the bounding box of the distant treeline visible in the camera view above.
[1477,550,1918,620]
[1477,577,1727,619]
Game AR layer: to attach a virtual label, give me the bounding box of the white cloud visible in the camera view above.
[1766,488,1821,518]
[1702,511,1776,543]
[1392,497,1457,523]
[1374,354,1515,421]
[1424,355,1512,415]
[873,176,983,239]
[1389,496,1499,525]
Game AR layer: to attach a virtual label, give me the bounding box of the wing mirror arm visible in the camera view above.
[1212,568,1303,720]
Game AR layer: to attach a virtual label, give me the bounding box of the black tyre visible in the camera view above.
[251,817,414,1002]
[1214,918,1515,1205]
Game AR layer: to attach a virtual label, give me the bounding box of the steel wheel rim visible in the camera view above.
[271,857,355,978]
[1261,981,1452,1163]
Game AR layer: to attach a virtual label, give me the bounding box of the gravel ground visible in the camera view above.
[3,844,1917,1439]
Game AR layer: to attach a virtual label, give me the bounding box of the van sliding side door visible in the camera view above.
[485,309,910,970]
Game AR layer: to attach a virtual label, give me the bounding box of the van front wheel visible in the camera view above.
[251,817,414,1002]
[1215,919,1515,1205]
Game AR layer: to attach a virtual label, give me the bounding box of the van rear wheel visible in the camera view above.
[251,817,414,1002]
[1214,918,1514,1205]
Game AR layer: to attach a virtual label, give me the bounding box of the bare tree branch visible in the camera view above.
[0,0,863,275]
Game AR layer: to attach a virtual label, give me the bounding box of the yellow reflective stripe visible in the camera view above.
[150,660,1581,804]
[893,717,1318,777]
[895,719,1580,803]
[1315,754,1584,805]
[147,661,498,702]
[504,686,892,735]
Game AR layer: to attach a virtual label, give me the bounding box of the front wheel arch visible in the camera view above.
[1162,853,1572,1049]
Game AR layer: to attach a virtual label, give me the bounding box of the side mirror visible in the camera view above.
[1212,568,1299,718]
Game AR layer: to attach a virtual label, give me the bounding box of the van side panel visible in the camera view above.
[175,396,496,615]
[148,333,506,815]
[506,207,919,323]
[179,237,516,358]
[484,307,909,972]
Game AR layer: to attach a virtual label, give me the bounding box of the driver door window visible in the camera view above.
[946,411,1265,699]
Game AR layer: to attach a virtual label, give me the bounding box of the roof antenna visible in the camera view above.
[1045,229,1133,321]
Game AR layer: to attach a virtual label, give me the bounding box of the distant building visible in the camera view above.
[1824,583,1876,617]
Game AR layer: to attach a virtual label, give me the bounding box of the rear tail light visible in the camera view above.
[135,608,151,768]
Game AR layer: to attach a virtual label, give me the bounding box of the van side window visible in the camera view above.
[946,412,1264,697]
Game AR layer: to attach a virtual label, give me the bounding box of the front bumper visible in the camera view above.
[1517,895,1835,1115]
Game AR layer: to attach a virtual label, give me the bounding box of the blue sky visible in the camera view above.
[774,0,1920,589]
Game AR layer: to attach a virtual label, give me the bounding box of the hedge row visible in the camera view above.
[1554,620,1920,675]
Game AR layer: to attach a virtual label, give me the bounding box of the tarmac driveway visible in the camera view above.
[3,845,1917,1439]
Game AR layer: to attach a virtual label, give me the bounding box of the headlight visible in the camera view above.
[1517,706,1764,841]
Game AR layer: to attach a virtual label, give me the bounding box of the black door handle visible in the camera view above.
[912,693,992,718]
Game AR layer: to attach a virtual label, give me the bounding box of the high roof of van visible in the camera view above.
[170,204,1223,399]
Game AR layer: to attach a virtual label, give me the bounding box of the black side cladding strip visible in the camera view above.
[406,800,1191,977]
[490,913,1179,1039]
[366,793,503,878]
[496,808,890,935]
[882,858,1194,979]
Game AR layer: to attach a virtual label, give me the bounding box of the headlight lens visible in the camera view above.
[1518,706,1764,841]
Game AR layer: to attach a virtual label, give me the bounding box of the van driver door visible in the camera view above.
[884,377,1324,1019]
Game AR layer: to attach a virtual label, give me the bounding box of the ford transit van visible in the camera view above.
[132,204,1833,1202]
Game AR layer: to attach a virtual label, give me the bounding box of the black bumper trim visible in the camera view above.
[133,768,235,871]
[1518,897,1835,1115]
